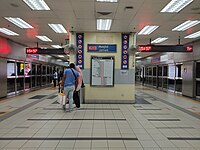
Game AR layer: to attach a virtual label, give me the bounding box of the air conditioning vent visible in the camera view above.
[125,6,133,10]
[97,11,112,15]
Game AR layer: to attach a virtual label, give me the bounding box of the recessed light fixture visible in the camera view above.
[48,24,67,33]
[161,0,193,13]
[135,52,140,54]
[0,28,19,36]
[23,0,50,10]
[97,19,112,30]
[151,37,168,44]
[51,45,62,48]
[5,17,33,29]
[36,36,52,42]
[138,26,159,35]
[96,0,118,2]
[172,20,200,31]
[136,56,142,59]
[58,55,64,58]
[184,30,200,38]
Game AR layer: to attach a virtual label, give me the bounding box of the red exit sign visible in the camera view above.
[26,48,38,54]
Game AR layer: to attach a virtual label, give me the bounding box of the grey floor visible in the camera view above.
[0,87,200,150]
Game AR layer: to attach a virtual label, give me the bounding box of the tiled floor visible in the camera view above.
[0,86,200,150]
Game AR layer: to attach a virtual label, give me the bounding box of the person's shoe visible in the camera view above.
[69,109,73,112]
[62,105,66,110]
[75,107,81,110]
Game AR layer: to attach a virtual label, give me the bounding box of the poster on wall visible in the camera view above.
[121,33,129,70]
[91,56,114,86]
[76,33,84,69]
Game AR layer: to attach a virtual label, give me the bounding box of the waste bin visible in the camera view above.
[80,87,85,104]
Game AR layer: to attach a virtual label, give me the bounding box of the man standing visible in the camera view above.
[62,63,80,112]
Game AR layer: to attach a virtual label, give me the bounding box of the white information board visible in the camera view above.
[91,56,114,86]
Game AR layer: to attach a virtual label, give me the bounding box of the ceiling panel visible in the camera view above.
[0,0,199,49]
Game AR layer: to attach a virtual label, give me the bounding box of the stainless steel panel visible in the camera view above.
[0,58,7,98]
[182,61,194,97]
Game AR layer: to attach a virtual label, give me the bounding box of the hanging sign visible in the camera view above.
[76,33,84,69]
[121,33,129,70]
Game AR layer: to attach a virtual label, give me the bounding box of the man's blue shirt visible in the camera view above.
[64,68,79,87]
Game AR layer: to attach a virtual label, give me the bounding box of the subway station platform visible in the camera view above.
[0,85,200,150]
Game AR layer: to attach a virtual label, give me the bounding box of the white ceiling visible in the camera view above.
[0,0,200,49]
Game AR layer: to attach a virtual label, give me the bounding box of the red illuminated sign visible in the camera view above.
[26,48,38,54]
[186,46,193,51]
[138,45,193,52]
[138,46,152,52]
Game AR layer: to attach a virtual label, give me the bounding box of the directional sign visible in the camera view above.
[26,48,65,54]
[138,45,193,52]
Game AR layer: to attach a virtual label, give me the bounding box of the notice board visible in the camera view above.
[91,56,114,86]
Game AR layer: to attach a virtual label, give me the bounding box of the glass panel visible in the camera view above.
[175,79,182,92]
[47,76,50,84]
[196,62,200,78]
[16,78,24,91]
[42,76,46,85]
[149,67,152,76]
[47,66,50,74]
[149,77,152,85]
[146,68,149,76]
[153,77,157,86]
[7,61,15,77]
[37,76,41,87]
[168,79,175,91]
[7,78,15,93]
[37,65,41,75]
[25,77,31,89]
[50,67,53,75]
[163,66,168,76]
[16,62,24,76]
[42,65,46,75]
[32,76,36,87]
[163,78,168,89]
[197,81,200,96]
[158,66,162,76]
[32,64,36,75]
[25,63,31,76]
[145,77,148,84]
[158,77,162,87]
[176,64,182,77]
[153,67,157,76]
[168,65,175,78]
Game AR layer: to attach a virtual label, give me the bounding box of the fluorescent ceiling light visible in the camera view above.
[57,59,62,61]
[51,45,62,48]
[151,37,168,44]
[48,24,67,33]
[36,35,52,42]
[23,0,50,10]
[138,26,159,35]
[184,30,200,38]
[136,56,142,59]
[0,28,19,36]
[97,19,112,30]
[161,0,193,13]
[135,52,140,54]
[58,55,64,58]
[47,55,52,58]
[5,17,33,29]
[172,20,200,31]
[96,0,118,2]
